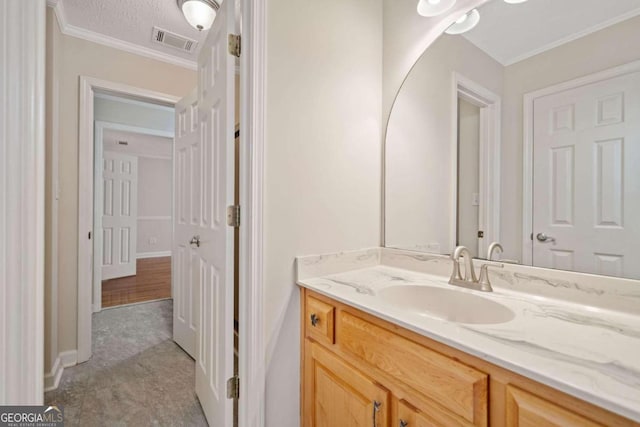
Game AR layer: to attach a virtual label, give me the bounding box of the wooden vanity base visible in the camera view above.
[300,288,638,427]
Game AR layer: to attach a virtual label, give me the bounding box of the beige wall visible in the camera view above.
[45,8,62,373]
[45,7,196,372]
[264,0,383,425]
[385,34,503,254]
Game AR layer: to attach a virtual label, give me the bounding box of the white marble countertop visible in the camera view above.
[297,261,640,422]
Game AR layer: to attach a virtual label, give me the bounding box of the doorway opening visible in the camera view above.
[453,73,502,259]
[92,94,176,312]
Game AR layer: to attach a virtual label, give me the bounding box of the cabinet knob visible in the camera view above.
[310,313,319,327]
[400,421,409,427]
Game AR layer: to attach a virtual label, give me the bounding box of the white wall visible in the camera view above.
[385,34,503,254]
[264,0,383,425]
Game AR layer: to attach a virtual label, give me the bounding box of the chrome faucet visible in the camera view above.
[487,242,503,260]
[449,245,501,292]
[487,241,520,264]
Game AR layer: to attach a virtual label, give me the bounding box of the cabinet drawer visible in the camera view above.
[397,398,470,427]
[305,296,335,345]
[338,311,488,426]
[506,385,602,427]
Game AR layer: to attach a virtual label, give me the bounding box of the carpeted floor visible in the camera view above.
[45,300,208,426]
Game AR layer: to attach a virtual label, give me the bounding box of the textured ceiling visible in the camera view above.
[60,0,209,60]
[463,0,640,65]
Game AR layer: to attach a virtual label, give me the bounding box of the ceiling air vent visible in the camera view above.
[152,27,198,53]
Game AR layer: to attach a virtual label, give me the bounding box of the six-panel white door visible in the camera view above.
[533,71,640,279]
[193,0,237,424]
[173,88,199,358]
[101,152,138,280]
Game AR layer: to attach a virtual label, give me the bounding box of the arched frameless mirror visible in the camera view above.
[384,0,640,280]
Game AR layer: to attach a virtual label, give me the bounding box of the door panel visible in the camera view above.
[173,88,199,358]
[101,152,137,280]
[309,342,389,427]
[505,386,601,427]
[193,0,237,425]
[532,71,640,279]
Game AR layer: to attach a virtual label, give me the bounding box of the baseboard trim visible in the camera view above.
[136,251,172,259]
[44,350,78,392]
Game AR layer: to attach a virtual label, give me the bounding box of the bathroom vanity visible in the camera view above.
[297,249,640,426]
[296,0,640,425]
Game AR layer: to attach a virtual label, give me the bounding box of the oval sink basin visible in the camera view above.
[379,285,515,325]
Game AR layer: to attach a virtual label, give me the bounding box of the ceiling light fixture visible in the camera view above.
[177,0,219,31]
[504,0,528,3]
[445,9,480,35]
[417,0,457,17]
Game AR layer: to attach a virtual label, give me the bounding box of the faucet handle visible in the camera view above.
[478,263,503,291]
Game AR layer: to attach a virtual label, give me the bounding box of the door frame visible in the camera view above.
[521,59,640,265]
[92,120,174,313]
[452,72,502,258]
[0,0,46,404]
[77,77,179,362]
[238,0,266,424]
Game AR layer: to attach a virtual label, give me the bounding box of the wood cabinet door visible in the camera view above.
[307,341,390,427]
[505,385,602,427]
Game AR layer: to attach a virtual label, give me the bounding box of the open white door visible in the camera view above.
[173,88,199,358]
[101,152,138,280]
[532,71,640,278]
[194,0,237,424]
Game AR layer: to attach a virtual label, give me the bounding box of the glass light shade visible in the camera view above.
[445,9,480,35]
[417,0,457,17]
[181,0,217,31]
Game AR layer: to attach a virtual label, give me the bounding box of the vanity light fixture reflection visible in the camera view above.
[445,9,480,35]
[417,0,457,17]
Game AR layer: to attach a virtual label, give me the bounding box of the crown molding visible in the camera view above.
[47,0,197,71]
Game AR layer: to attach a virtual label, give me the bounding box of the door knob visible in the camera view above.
[189,235,201,247]
[536,233,555,243]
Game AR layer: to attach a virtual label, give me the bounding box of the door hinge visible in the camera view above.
[88,231,92,240]
[227,205,241,227]
[226,376,240,399]
[228,34,241,58]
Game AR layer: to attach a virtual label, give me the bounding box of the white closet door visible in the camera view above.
[533,71,640,278]
[193,0,237,424]
[101,152,138,280]
[173,88,199,358]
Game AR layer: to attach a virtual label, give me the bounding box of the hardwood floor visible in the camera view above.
[102,257,172,308]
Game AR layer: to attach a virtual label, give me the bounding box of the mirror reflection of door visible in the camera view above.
[384,0,640,281]
[457,98,481,258]
[532,71,640,278]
